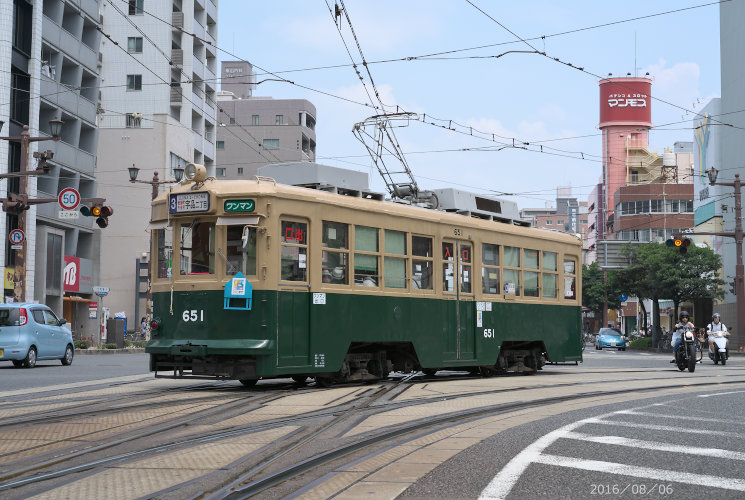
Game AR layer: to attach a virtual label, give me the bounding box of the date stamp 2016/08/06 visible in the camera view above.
[590,484,673,496]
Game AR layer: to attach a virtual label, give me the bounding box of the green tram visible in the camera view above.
[146,164,583,386]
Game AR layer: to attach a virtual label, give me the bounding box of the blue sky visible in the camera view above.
[216,1,721,209]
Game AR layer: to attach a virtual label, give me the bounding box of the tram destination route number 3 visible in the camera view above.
[169,192,210,213]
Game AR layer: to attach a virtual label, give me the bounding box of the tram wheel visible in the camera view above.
[292,375,308,385]
[422,368,438,376]
[239,378,258,387]
[315,376,334,388]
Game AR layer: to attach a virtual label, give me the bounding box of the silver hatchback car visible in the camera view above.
[0,303,74,368]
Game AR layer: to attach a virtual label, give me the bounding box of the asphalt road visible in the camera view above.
[401,349,745,500]
[0,352,151,391]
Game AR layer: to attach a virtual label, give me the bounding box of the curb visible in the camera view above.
[74,348,146,355]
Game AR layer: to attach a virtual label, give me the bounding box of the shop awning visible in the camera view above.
[63,296,92,302]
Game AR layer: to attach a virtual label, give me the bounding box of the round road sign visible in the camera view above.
[9,229,25,245]
[58,187,81,210]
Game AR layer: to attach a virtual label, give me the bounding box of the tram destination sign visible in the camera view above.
[224,199,255,212]
[169,192,210,213]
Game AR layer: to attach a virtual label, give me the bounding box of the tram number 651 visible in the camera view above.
[483,328,495,338]
[182,309,204,322]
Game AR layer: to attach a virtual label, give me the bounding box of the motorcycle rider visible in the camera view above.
[670,311,695,363]
[706,313,729,358]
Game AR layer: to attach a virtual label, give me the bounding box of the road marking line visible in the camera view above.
[615,409,745,425]
[581,417,738,435]
[478,420,585,500]
[533,454,745,491]
[562,431,745,460]
[698,390,745,398]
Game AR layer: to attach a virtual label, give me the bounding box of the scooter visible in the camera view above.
[674,326,697,373]
[708,331,729,366]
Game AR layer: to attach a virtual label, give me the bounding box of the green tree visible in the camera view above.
[582,262,621,329]
[617,241,722,345]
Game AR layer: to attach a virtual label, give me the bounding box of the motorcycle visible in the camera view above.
[708,331,729,366]
[674,325,697,373]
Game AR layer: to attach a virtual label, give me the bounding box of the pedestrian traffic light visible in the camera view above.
[81,205,113,228]
[667,237,691,254]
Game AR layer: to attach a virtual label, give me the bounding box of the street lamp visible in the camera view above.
[0,118,63,302]
[128,164,184,339]
[706,166,745,352]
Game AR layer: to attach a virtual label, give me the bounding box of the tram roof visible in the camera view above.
[154,178,581,246]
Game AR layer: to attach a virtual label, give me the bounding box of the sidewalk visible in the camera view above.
[74,348,145,355]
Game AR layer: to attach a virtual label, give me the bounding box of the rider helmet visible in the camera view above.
[679,310,690,321]
[712,313,721,320]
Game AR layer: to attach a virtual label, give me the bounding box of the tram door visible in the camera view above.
[442,240,476,361]
[277,220,311,368]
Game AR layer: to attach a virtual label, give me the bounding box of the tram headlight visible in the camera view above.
[184,163,206,183]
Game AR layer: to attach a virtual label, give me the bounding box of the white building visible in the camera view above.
[96,0,218,328]
[2,0,104,341]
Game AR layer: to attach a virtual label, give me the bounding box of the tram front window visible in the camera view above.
[281,220,308,281]
[180,221,215,275]
[155,228,173,279]
[226,225,257,275]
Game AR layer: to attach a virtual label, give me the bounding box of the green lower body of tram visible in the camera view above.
[146,289,582,385]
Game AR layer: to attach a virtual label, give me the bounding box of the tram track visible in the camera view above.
[2,368,743,499]
[209,377,745,500]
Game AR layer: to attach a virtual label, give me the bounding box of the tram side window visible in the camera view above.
[524,248,539,297]
[412,236,433,290]
[482,243,500,294]
[542,251,558,298]
[563,258,577,299]
[322,221,348,285]
[503,246,520,296]
[226,225,257,276]
[354,225,379,286]
[281,220,308,281]
[155,228,173,279]
[180,222,215,275]
[384,230,407,288]
[442,242,455,292]
[460,243,472,293]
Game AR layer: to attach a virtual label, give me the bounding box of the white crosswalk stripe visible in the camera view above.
[479,401,745,500]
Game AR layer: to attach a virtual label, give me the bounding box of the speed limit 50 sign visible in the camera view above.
[58,188,81,210]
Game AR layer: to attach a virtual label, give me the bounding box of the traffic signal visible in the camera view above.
[2,194,29,214]
[81,205,113,228]
[666,237,691,254]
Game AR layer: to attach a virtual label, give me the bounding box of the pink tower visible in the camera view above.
[598,77,652,238]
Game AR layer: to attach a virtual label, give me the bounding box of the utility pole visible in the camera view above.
[0,119,63,302]
[697,167,745,352]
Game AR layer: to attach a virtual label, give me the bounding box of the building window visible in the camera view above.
[128,0,144,15]
[126,74,142,91]
[216,140,224,150]
[46,233,62,291]
[252,115,259,125]
[263,139,279,150]
[216,168,226,177]
[12,0,33,55]
[127,37,143,53]
[275,114,283,125]
[237,167,243,175]
[125,113,142,128]
[170,152,187,179]
[631,170,639,183]
[556,220,564,225]
[546,220,552,225]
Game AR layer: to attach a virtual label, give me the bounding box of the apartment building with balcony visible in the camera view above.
[216,61,317,179]
[2,0,105,339]
[96,0,218,325]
